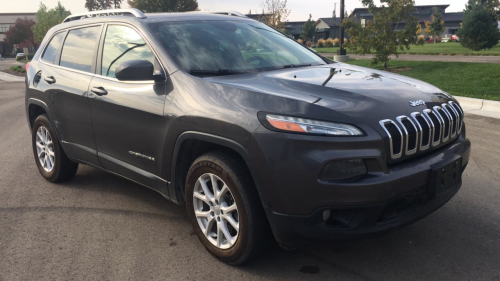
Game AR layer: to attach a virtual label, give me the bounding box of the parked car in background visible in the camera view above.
[16,53,25,58]
[25,9,471,264]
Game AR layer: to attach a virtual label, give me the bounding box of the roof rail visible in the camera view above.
[62,8,146,23]
[197,11,248,18]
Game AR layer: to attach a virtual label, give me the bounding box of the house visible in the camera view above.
[351,5,464,37]
[283,21,306,39]
[314,18,343,41]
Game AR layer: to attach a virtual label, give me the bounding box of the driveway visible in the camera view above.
[1,80,499,280]
[321,53,500,64]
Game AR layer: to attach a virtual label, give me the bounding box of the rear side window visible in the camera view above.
[59,26,101,73]
[41,32,65,64]
[101,25,155,78]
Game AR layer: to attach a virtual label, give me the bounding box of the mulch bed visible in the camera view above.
[0,69,26,77]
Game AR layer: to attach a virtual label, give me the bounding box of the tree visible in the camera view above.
[300,14,316,42]
[424,7,445,43]
[416,23,422,35]
[4,18,36,50]
[127,0,198,13]
[260,0,290,30]
[85,0,122,11]
[32,2,71,44]
[458,0,500,51]
[342,0,419,70]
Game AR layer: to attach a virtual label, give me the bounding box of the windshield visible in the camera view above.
[147,20,327,75]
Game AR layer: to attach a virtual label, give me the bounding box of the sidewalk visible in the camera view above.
[0,71,25,82]
[454,96,500,119]
[321,53,500,64]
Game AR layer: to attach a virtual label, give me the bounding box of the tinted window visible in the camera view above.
[147,20,325,74]
[60,26,101,72]
[101,25,155,78]
[41,32,66,64]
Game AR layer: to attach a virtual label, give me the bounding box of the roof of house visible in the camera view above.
[317,18,342,27]
[352,4,450,14]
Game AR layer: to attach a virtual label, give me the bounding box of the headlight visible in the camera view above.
[264,114,363,136]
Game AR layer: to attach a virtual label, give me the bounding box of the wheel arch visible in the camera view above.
[169,131,269,208]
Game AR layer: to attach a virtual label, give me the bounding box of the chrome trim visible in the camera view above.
[198,11,249,18]
[449,101,463,134]
[442,103,458,138]
[379,119,403,160]
[423,109,442,147]
[63,8,146,23]
[396,116,418,156]
[433,106,449,143]
[438,105,454,140]
[410,112,431,151]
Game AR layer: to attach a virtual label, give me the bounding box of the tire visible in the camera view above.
[185,151,272,265]
[32,114,78,182]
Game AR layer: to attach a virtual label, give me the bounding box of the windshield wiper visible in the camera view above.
[282,64,312,69]
[189,69,248,76]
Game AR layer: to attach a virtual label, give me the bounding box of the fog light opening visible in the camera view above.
[319,159,367,181]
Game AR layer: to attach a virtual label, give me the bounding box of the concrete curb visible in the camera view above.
[454,96,500,119]
[0,71,25,82]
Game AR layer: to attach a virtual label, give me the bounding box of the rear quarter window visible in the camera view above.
[59,26,101,73]
[41,32,66,64]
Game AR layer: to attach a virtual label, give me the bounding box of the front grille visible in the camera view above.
[379,101,463,160]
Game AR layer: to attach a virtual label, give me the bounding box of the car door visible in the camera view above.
[88,24,168,183]
[37,25,103,166]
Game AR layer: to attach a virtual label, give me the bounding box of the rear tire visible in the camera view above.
[32,114,78,182]
[185,151,272,265]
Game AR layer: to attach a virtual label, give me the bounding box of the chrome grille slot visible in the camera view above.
[423,109,442,146]
[434,106,450,142]
[379,120,403,159]
[449,101,463,134]
[411,112,431,151]
[442,103,457,138]
[397,116,418,155]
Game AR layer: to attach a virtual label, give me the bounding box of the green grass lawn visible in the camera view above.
[344,59,500,101]
[315,42,500,56]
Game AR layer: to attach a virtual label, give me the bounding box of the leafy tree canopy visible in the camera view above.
[300,14,316,42]
[4,17,36,49]
[85,0,122,11]
[458,0,500,51]
[259,0,290,30]
[127,0,199,13]
[424,7,445,43]
[343,0,419,70]
[32,2,71,44]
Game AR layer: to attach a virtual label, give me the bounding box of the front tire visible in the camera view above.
[32,114,78,182]
[185,151,272,264]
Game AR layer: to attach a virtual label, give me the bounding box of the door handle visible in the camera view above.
[44,76,56,84]
[91,86,108,96]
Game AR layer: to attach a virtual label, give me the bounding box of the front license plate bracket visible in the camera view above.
[429,156,462,196]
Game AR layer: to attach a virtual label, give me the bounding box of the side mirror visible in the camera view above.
[115,59,164,81]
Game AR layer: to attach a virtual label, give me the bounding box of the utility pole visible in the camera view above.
[338,0,346,56]
[333,3,337,18]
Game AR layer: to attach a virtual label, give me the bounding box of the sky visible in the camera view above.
[1,0,470,21]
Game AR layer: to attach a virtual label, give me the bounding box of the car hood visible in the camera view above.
[204,63,455,125]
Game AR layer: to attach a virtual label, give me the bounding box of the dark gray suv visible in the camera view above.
[25,9,471,264]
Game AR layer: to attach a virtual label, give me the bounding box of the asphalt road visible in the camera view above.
[320,53,500,64]
[1,81,499,281]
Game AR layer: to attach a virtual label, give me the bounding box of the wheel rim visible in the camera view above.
[192,173,239,249]
[35,126,55,172]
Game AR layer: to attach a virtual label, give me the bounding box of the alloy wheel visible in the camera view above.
[35,126,55,172]
[192,173,239,249]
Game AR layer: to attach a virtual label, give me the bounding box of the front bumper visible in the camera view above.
[246,126,471,246]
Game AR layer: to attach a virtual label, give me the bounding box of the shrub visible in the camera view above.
[344,38,349,44]
[458,0,500,51]
[325,38,334,47]
[417,35,426,44]
[332,38,340,46]
[317,39,326,48]
[297,38,304,44]
[10,65,25,73]
[306,41,312,47]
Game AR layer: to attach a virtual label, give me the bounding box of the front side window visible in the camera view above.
[59,26,101,72]
[41,32,66,64]
[147,20,326,75]
[101,25,155,78]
